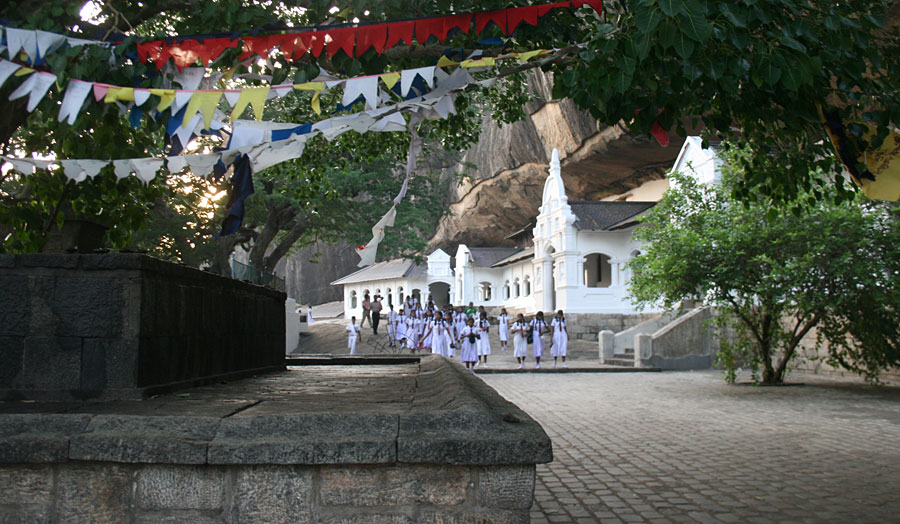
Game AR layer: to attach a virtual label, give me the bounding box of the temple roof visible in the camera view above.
[568,201,656,231]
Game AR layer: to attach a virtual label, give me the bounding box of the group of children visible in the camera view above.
[346,296,570,372]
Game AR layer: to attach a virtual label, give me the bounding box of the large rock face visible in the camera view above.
[429,70,683,249]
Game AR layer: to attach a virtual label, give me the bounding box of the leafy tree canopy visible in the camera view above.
[550,0,900,204]
[629,145,900,384]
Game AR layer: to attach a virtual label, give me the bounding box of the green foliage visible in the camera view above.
[629,145,900,384]
[551,0,900,204]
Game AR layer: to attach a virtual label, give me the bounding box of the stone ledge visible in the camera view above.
[0,356,552,467]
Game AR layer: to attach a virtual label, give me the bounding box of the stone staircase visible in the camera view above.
[603,347,636,367]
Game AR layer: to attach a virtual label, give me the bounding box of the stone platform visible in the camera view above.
[0,355,552,523]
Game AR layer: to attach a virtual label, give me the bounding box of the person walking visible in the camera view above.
[396,308,407,349]
[476,311,491,367]
[346,316,361,355]
[387,304,398,348]
[551,309,569,368]
[371,295,383,335]
[497,308,510,350]
[458,317,480,373]
[512,313,529,369]
[529,311,549,369]
[361,293,372,328]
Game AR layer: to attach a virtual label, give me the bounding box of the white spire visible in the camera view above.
[550,148,560,177]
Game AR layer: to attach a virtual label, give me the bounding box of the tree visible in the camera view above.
[0,0,577,267]
[549,0,900,204]
[628,146,900,384]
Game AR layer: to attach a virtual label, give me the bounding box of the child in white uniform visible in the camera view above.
[497,309,509,350]
[458,317,480,372]
[406,313,418,353]
[551,309,569,368]
[511,313,529,368]
[346,316,361,355]
[476,311,491,367]
[387,305,398,348]
[529,311,549,369]
[430,311,449,357]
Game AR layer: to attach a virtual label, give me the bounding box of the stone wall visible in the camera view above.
[0,356,550,523]
[0,254,286,401]
[0,462,534,523]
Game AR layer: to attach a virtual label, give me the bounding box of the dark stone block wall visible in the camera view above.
[0,254,285,400]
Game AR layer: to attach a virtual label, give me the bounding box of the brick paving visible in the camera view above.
[481,371,900,524]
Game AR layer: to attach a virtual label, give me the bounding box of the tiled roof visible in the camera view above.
[330,258,425,285]
[467,247,521,268]
[568,201,656,231]
[491,248,533,268]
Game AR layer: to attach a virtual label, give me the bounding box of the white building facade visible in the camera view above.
[333,141,718,319]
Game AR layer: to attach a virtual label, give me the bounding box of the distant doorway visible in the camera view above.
[429,282,451,308]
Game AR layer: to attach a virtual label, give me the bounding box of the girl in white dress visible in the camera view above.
[421,310,434,352]
[430,311,449,357]
[529,311,549,369]
[551,309,569,368]
[396,309,407,349]
[346,316,361,355]
[511,313,529,368]
[406,313,419,353]
[476,311,491,367]
[458,317,480,372]
[497,309,510,350]
[454,307,467,344]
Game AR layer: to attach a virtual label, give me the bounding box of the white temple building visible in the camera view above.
[333,138,716,319]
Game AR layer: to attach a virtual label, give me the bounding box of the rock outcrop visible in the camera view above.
[429,70,683,250]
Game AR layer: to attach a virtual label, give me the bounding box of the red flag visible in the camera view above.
[137,41,162,63]
[415,17,445,44]
[309,31,326,57]
[475,9,507,34]
[201,37,239,65]
[326,27,356,58]
[649,120,669,147]
[357,24,387,55]
[169,40,201,70]
[239,35,272,60]
[443,14,473,35]
[385,21,415,49]
[508,5,539,33]
[286,34,313,60]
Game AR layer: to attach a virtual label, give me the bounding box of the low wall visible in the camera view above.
[0,254,286,401]
[0,356,551,523]
[640,307,718,369]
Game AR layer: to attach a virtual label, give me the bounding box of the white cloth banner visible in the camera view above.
[35,30,66,58]
[131,158,165,183]
[165,156,188,173]
[0,60,21,90]
[5,28,35,60]
[400,66,436,97]
[343,76,379,110]
[61,159,109,182]
[184,154,219,178]
[9,71,56,112]
[58,79,92,124]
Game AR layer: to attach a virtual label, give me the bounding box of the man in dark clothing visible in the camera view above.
[371,295,383,335]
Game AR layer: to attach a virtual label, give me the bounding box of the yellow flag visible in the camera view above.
[461,57,496,68]
[182,91,223,129]
[294,82,324,115]
[516,49,549,64]
[855,127,900,201]
[150,89,177,111]
[436,56,459,68]
[230,87,270,121]
[14,67,35,77]
[381,72,401,90]
[104,87,135,103]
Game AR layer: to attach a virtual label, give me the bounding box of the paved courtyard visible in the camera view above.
[482,371,900,523]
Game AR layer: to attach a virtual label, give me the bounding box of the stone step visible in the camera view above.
[603,358,636,367]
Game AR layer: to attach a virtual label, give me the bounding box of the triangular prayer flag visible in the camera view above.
[150,88,176,111]
[134,89,151,106]
[444,14,473,35]
[357,25,387,55]
[9,72,56,112]
[92,83,109,102]
[508,6,539,33]
[131,158,165,184]
[136,41,163,63]
[14,66,34,77]
[113,159,133,179]
[5,28,35,60]
[230,87,269,121]
[171,90,194,114]
[309,32,326,57]
[326,27,356,58]
[0,60,21,89]
[35,30,65,58]
[343,76,379,111]
[415,18,446,44]
[475,10,508,34]
[573,0,604,15]
[385,21,415,49]
[436,56,459,68]
[516,49,549,64]
[183,91,223,129]
[173,67,205,90]
[380,72,401,90]
[104,87,135,103]
[58,79,92,125]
